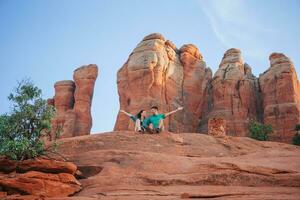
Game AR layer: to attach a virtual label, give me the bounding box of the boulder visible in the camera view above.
[0,158,77,175]
[0,171,81,197]
[0,158,81,198]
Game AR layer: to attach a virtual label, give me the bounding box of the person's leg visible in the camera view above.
[158,119,164,130]
[135,119,142,132]
[146,123,155,134]
[155,119,164,133]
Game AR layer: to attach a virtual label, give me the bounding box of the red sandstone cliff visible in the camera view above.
[114,33,212,133]
[114,33,300,143]
[259,53,300,142]
[200,48,259,136]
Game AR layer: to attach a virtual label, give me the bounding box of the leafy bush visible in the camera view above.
[292,124,300,146]
[0,79,57,160]
[295,124,300,131]
[248,121,273,141]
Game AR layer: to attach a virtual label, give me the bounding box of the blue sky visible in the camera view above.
[0,0,299,133]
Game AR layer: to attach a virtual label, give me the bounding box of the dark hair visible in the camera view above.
[151,106,158,110]
[136,110,145,119]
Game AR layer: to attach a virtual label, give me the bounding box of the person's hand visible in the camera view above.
[120,110,125,113]
[177,106,183,111]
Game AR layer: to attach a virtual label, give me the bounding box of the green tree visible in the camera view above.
[249,121,273,141]
[0,79,56,160]
[292,124,300,146]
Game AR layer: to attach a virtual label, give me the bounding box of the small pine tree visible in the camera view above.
[0,79,57,160]
[249,121,273,141]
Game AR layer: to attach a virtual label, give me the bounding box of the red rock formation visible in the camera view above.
[0,157,77,174]
[50,64,98,138]
[114,33,211,132]
[73,66,98,136]
[0,171,81,198]
[0,158,81,198]
[180,44,212,132]
[114,33,300,143]
[259,53,300,143]
[200,48,259,136]
[50,80,75,138]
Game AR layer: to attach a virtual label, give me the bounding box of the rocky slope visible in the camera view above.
[39,131,300,200]
[114,33,300,143]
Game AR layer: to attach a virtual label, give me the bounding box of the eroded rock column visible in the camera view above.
[259,53,300,142]
[49,65,98,138]
[73,65,98,136]
[200,48,258,136]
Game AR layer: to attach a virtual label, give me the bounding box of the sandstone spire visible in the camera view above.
[259,53,300,142]
[49,64,98,138]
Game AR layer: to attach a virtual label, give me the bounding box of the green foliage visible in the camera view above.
[292,124,300,146]
[248,121,273,141]
[0,79,57,160]
[295,124,300,131]
[292,133,300,146]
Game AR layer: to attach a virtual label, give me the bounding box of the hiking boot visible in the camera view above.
[155,128,162,133]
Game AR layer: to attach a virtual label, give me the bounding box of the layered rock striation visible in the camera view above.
[0,158,81,198]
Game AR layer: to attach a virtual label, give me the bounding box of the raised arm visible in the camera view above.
[120,110,134,117]
[164,106,183,117]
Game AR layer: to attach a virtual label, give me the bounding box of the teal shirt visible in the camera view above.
[145,114,166,128]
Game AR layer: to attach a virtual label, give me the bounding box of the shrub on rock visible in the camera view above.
[249,121,273,141]
[292,124,300,146]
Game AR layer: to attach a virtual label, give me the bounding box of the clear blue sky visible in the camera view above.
[0,0,299,133]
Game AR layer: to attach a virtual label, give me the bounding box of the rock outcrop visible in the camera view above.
[114,33,300,143]
[200,49,259,136]
[259,53,300,142]
[0,158,81,198]
[51,131,300,199]
[114,33,212,132]
[49,64,98,138]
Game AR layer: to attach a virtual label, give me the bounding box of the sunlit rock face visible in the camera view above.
[199,48,260,136]
[114,33,212,132]
[259,53,300,142]
[114,33,300,143]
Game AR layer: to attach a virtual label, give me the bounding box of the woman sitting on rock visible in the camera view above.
[119,109,147,132]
